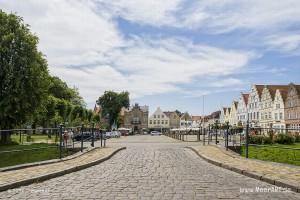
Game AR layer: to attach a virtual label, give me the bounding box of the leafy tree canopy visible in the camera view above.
[0,10,49,130]
[96,91,129,128]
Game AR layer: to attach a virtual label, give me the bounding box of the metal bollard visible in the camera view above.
[59,124,63,159]
[81,124,84,152]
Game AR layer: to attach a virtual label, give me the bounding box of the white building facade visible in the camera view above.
[180,112,193,128]
[148,107,170,130]
[247,85,264,127]
[229,101,238,126]
[237,93,249,126]
[273,88,288,130]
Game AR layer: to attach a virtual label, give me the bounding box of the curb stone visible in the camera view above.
[0,147,126,192]
[186,146,299,193]
[0,147,97,172]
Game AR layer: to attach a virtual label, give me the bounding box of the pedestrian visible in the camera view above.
[63,130,69,148]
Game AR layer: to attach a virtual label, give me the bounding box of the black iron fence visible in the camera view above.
[0,124,107,168]
[165,125,300,165]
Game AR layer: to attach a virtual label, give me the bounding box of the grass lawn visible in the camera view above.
[10,133,57,144]
[0,143,80,168]
[241,143,300,166]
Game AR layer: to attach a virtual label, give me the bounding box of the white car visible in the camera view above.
[150,131,162,136]
[111,131,121,138]
[105,132,112,138]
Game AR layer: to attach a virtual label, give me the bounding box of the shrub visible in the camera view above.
[274,133,295,145]
[267,130,275,142]
[292,132,300,142]
[249,135,262,144]
[262,137,273,144]
[249,135,273,144]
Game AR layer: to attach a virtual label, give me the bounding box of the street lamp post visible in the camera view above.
[91,123,95,147]
[215,120,219,145]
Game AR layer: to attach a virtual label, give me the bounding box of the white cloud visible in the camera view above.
[0,0,123,67]
[52,37,254,105]
[265,33,300,52]
[178,0,300,32]
[93,0,300,33]
[95,0,181,26]
[210,78,245,88]
[0,0,256,107]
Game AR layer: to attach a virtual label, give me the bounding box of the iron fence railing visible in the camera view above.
[165,124,300,165]
[0,124,108,168]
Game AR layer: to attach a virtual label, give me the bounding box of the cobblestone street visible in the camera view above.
[0,135,299,200]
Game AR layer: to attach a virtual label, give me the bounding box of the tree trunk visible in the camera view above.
[0,131,12,144]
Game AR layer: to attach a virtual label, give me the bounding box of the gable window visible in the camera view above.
[279,113,283,120]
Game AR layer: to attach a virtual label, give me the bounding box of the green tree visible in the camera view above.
[0,11,49,143]
[96,91,129,128]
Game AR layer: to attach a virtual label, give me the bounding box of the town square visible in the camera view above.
[1,1,300,199]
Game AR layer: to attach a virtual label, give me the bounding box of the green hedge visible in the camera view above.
[249,135,272,144]
[274,133,295,145]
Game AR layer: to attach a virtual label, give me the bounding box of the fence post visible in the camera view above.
[59,124,63,159]
[203,128,205,145]
[100,129,103,147]
[226,122,229,151]
[208,125,210,145]
[215,126,218,145]
[81,124,84,152]
[245,121,249,158]
[91,123,95,147]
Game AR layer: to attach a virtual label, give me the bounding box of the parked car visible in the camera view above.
[73,132,92,141]
[111,131,121,138]
[105,132,112,138]
[151,131,161,136]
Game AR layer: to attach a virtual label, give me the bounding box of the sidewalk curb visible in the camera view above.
[186,146,299,193]
[0,147,97,172]
[0,147,126,192]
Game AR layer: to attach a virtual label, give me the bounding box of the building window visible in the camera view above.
[275,113,278,120]
[157,115,160,118]
[161,120,164,124]
[150,120,152,124]
[154,120,156,124]
[279,113,283,120]
[268,112,271,119]
[157,120,160,124]
[162,115,164,118]
[154,115,156,118]
[276,104,280,109]
[165,120,168,124]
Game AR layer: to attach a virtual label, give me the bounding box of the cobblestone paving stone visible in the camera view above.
[191,145,300,188]
[0,135,299,200]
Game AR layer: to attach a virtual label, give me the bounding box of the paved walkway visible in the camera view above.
[190,145,300,191]
[0,135,299,199]
[0,147,121,190]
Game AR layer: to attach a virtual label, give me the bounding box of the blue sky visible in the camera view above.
[1,0,300,115]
